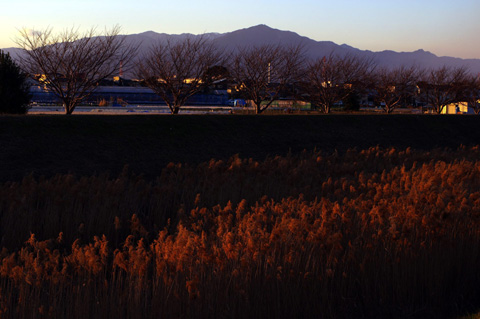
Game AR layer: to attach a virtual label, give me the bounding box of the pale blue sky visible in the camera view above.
[1,0,479,58]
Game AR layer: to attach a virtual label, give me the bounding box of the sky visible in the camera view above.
[1,0,480,59]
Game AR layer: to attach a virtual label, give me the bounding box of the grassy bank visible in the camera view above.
[1,114,480,181]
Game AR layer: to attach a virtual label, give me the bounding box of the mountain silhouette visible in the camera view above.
[4,24,480,74]
[209,25,480,73]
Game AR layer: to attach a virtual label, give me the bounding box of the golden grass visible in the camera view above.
[1,146,480,318]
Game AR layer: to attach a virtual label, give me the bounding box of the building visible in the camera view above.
[441,102,475,114]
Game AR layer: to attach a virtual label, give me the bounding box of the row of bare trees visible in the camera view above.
[417,67,480,114]
[374,65,480,114]
[302,54,375,113]
[302,58,480,115]
[137,40,306,114]
[15,26,480,115]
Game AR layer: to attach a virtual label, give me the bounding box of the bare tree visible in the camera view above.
[417,66,469,114]
[16,26,138,114]
[463,74,480,114]
[229,44,305,114]
[301,54,375,113]
[137,36,224,114]
[373,65,420,114]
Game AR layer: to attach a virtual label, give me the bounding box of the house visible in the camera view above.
[441,102,475,114]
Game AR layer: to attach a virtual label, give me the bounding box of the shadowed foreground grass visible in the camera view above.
[2,114,480,182]
[1,146,480,318]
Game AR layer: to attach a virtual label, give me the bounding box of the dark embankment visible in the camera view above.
[1,114,480,181]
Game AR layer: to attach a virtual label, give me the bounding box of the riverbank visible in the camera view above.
[1,114,480,182]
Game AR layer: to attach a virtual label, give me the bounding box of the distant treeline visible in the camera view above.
[10,26,480,114]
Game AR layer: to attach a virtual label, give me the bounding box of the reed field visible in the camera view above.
[1,115,480,318]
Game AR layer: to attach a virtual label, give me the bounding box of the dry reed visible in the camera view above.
[1,146,480,318]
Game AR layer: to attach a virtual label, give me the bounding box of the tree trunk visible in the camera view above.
[167,103,180,114]
[64,103,75,115]
[322,104,331,114]
[254,100,263,114]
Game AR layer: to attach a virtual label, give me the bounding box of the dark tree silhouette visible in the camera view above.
[16,26,138,114]
[417,66,469,114]
[463,74,480,114]
[301,54,375,113]
[137,36,224,114]
[374,65,420,114]
[0,50,31,114]
[229,44,305,114]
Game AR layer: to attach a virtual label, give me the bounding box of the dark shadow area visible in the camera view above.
[1,114,480,182]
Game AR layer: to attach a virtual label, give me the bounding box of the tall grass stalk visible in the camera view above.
[1,146,480,318]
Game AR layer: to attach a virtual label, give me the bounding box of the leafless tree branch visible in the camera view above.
[417,66,469,114]
[300,53,375,113]
[16,25,138,114]
[374,65,420,114]
[462,74,480,114]
[137,36,225,114]
[229,44,305,114]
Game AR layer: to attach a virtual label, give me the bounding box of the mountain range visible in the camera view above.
[3,24,480,74]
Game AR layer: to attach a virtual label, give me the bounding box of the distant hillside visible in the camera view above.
[1,47,22,60]
[4,25,480,74]
[209,25,480,73]
[211,24,352,57]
